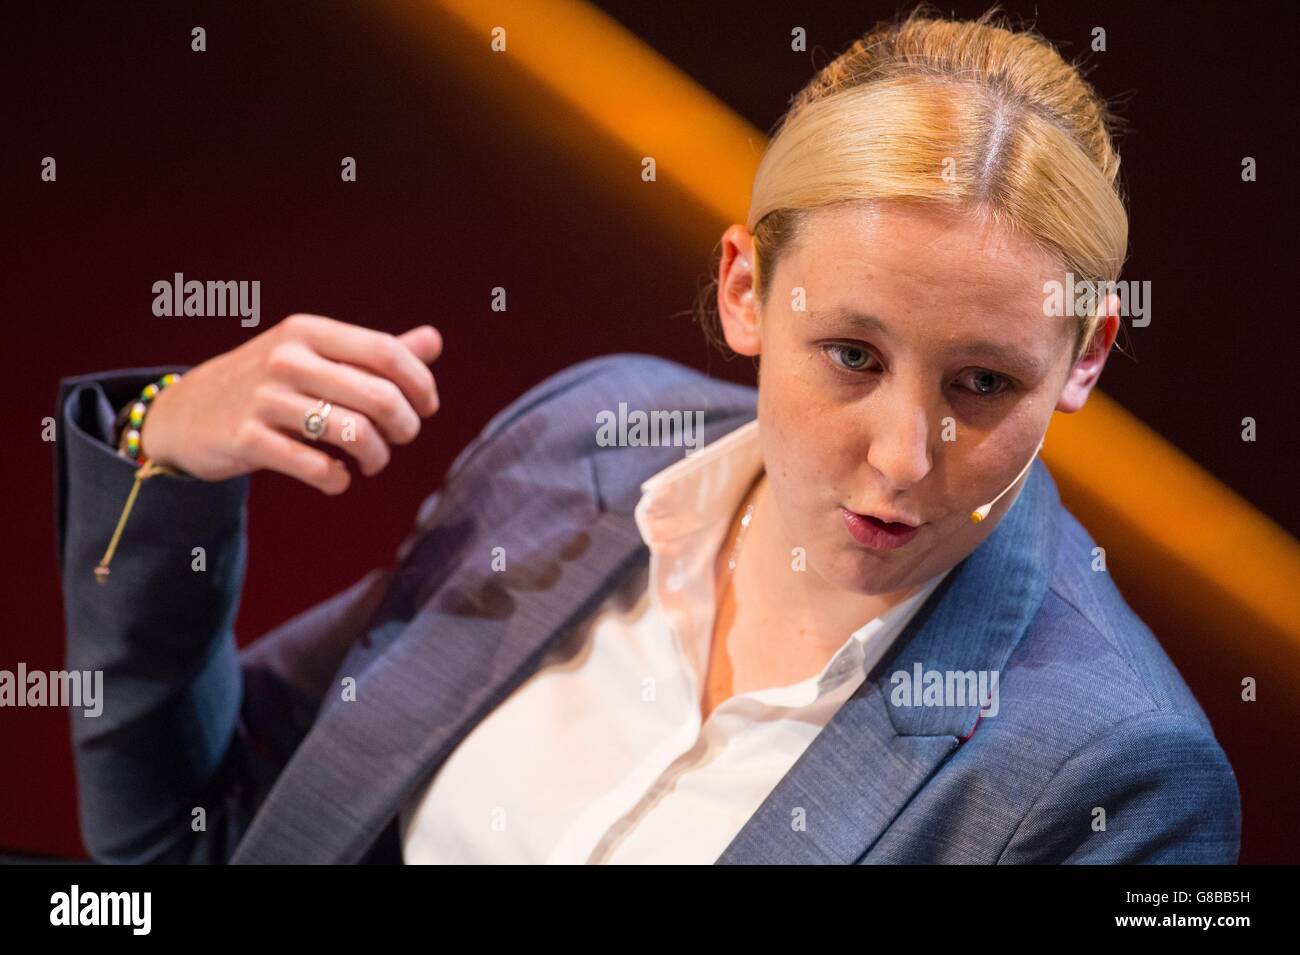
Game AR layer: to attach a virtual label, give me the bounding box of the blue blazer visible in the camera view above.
[54,353,1241,863]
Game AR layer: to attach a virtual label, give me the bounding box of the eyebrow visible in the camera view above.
[807,307,1047,378]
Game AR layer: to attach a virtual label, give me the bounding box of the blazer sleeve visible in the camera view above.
[995,710,1242,864]
[54,367,450,864]
[54,354,627,864]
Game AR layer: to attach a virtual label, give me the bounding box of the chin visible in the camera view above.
[819,544,903,596]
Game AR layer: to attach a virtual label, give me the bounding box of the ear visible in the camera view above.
[717,224,763,357]
[1056,293,1121,413]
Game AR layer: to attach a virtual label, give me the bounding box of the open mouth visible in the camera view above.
[840,508,924,550]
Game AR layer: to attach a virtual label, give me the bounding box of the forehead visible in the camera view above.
[782,200,1069,325]
[780,198,1066,310]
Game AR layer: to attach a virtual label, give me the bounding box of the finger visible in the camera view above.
[233,420,351,495]
[253,386,392,477]
[289,315,438,417]
[395,326,441,414]
[269,343,422,445]
[396,325,443,366]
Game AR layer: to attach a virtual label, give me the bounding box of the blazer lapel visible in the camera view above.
[716,458,1062,864]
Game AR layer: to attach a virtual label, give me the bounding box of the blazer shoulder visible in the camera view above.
[994,501,1223,766]
[971,509,1240,862]
[1051,507,1213,722]
[521,352,754,412]
[476,353,693,434]
[445,352,754,479]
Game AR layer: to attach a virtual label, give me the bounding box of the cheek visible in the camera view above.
[756,365,793,443]
[759,399,856,522]
[759,359,870,481]
[758,347,840,429]
[946,417,1044,520]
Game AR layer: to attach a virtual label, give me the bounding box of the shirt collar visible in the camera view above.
[631,417,952,707]
[634,418,763,547]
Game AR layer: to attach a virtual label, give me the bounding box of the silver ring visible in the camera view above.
[302,400,333,441]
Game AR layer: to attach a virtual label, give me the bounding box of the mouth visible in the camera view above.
[840,507,924,551]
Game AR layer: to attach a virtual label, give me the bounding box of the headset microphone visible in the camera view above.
[969,436,1045,524]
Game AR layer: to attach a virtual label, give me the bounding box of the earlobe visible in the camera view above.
[1055,372,1093,414]
[720,292,763,357]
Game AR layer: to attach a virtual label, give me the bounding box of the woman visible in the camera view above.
[55,9,1239,863]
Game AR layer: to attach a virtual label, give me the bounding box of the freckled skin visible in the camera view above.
[703,200,1118,706]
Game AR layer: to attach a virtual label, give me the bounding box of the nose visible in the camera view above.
[864,384,935,493]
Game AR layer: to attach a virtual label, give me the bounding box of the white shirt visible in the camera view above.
[399,418,950,863]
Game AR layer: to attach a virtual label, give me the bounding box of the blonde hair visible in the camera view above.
[698,5,1129,365]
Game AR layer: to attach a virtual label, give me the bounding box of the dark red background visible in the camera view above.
[4,0,1296,861]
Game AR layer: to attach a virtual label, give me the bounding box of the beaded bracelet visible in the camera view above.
[96,373,182,585]
[115,372,181,464]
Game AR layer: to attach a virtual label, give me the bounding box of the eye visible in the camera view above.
[820,344,1016,399]
[957,368,1015,398]
[822,343,879,373]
